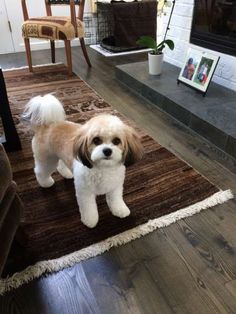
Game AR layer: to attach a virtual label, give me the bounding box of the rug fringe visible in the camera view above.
[2,63,63,72]
[0,189,233,295]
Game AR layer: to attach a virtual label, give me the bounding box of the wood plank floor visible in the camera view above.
[1,46,236,314]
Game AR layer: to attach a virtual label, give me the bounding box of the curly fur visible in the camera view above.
[24,94,144,228]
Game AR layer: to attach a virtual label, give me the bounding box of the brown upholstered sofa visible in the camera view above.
[0,144,24,275]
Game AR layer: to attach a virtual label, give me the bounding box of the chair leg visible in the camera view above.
[79,38,91,67]
[24,38,33,72]
[64,40,72,76]
[50,40,55,63]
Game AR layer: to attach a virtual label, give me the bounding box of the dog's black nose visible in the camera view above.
[103,148,112,157]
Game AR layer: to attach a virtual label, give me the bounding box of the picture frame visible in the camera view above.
[177,47,220,96]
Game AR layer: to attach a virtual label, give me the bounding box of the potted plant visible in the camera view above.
[137,36,174,75]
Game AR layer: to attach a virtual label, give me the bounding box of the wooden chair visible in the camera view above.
[21,0,91,76]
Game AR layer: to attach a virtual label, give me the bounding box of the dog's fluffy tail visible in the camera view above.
[23,94,65,126]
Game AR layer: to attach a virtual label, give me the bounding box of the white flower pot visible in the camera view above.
[148,52,164,75]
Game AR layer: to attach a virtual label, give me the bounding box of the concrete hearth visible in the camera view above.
[116,61,236,161]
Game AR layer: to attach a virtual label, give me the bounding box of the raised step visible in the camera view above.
[115,61,236,161]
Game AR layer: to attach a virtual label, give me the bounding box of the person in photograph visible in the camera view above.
[197,62,209,84]
[182,57,196,80]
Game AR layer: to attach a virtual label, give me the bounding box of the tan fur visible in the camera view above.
[73,127,92,168]
[123,126,144,167]
[33,114,143,171]
[33,121,81,170]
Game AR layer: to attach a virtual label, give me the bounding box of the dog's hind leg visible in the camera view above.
[34,157,58,188]
[57,160,73,179]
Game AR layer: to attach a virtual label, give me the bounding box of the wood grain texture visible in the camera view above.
[0,47,236,314]
[0,264,100,314]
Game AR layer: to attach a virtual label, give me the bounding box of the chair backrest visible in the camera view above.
[47,0,80,4]
[45,0,85,23]
[21,0,85,25]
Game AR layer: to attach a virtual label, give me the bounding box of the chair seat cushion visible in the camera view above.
[22,16,84,40]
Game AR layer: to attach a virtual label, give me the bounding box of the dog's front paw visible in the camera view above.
[37,176,55,188]
[110,203,131,218]
[81,211,99,228]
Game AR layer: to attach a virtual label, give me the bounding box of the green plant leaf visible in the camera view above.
[137,36,175,54]
[164,39,175,50]
[156,39,174,53]
[136,36,157,50]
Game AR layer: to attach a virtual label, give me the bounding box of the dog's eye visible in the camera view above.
[112,137,121,145]
[92,137,102,145]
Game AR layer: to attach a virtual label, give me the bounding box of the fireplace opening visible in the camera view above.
[190,0,236,56]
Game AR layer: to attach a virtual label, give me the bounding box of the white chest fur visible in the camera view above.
[73,160,126,195]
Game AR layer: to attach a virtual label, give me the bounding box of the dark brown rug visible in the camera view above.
[0,64,233,293]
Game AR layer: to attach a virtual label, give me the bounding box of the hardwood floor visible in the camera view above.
[1,46,236,314]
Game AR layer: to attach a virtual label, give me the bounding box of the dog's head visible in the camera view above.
[73,115,143,168]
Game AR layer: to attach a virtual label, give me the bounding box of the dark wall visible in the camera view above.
[190,0,236,56]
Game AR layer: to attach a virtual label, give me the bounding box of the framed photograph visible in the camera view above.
[177,48,220,95]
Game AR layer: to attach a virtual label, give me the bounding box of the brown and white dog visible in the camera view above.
[24,94,143,228]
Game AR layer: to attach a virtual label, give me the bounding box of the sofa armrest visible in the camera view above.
[0,144,12,203]
[0,194,23,276]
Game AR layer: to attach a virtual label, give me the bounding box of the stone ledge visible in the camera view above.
[115,61,236,160]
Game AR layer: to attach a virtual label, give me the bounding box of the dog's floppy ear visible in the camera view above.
[73,132,93,169]
[124,126,144,167]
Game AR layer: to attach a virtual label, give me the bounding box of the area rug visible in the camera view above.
[0,64,233,294]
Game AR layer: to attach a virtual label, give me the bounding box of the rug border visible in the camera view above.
[0,189,233,295]
[2,62,63,72]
